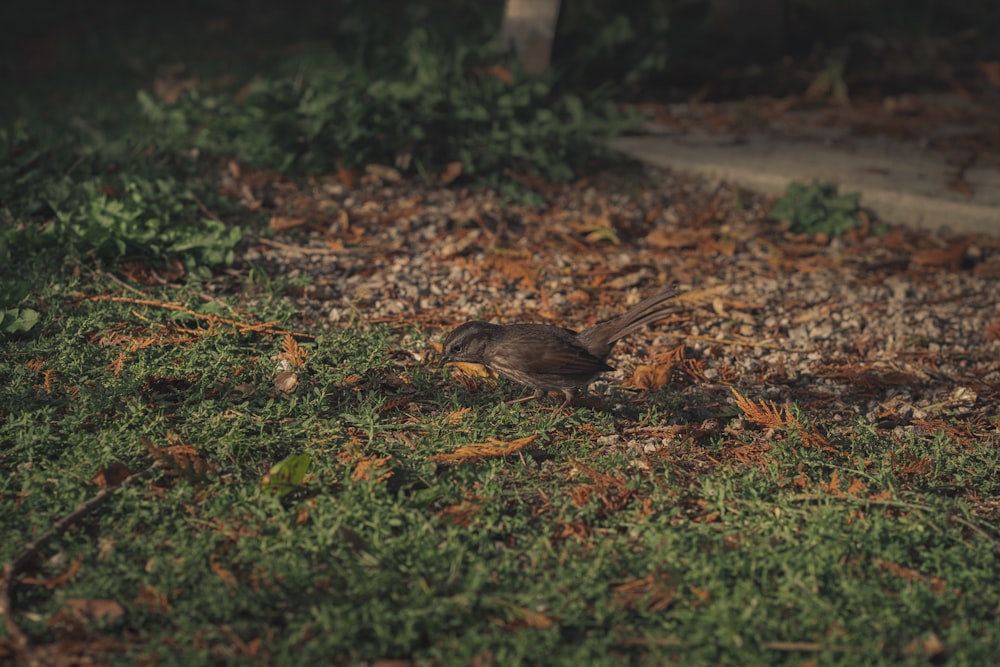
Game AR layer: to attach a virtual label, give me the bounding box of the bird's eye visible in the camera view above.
[449,342,463,355]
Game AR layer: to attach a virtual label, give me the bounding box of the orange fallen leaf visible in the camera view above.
[732,388,790,429]
[63,598,126,623]
[134,584,171,614]
[447,407,472,424]
[479,64,514,83]
[447,361,493,379]
[336,160,357,189]
[352,456,394,482]
[628,363,673,391]
[979,61,1000,87]
[209,553,238,590]
[435,501,482,527]
[279,334,308,367]
[495,603,552,630]
[612,571,676,612]
[846,478,867,496]
[440,161,463,185]
[23,557,82,589]
[269,215,308,231]
[824,469,842,495]
[430,435,537,465]
[92,462,134,488]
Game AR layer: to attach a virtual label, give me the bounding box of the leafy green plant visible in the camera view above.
[261,453,313,498]
[555,0,673,87]
[2,122,241,274]
[5,173,240,272]
[769,181,864,236]
[0,280,39,334]
[143,30,637,183]
[48,178,241,268]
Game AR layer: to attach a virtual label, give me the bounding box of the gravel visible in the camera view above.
[230,164,1000,436]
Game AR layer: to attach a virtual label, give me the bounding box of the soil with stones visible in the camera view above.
[225,161,1000,448]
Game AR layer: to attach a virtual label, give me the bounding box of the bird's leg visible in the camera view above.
[557,388,579,411]
[505,388,547,406]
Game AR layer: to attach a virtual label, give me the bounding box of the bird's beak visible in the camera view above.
[437,353,449,368]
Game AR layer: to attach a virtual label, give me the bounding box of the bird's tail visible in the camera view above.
[578,285,679,355]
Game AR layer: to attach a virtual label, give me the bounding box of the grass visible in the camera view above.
[2,269,998,665]
[2,2,999,665]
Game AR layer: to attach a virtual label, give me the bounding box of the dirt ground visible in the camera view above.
[225,160,1000,448]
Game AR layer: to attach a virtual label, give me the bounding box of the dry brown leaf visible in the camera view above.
[496,604,553,630]
[145,436,214,478]
[569,484,594,507]
[910,241,968,269]
[611,570,676,612]
[874,558,948,594]
[62,598,126,623]
[35,368,58,394]
[335,160,357,189]
[280,334,308,367]
[134,584,171,614]
[478,64,514,83]
[440,161,463,185]
[984,318,1000,341]
[273,370,298,394]
[628,364,672,391]
[435,501,482,527]
[979,61,1000,87]
[153,63,196,105]
[105,350,127,376]
[824,470,842,495]
[448,361,493,379]
[430,435,537,465]
[646,227,711,249]
[845,478,867,496]
[296,506,311,526]
[480,254,538,291]
[569,214,621,245]
[209,553,238,589]
[447,407,472,424]
[352,456,394,482]
[23,557,82,589]
[627,349,679,391]
[269,215,308,231]
[91,463,134,489]
[732,388,790,429]
[689,586,712,603]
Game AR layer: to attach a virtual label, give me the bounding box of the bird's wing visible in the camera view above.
[486,329,612,378]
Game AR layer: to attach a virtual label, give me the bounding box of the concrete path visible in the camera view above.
[609,115,1000,236]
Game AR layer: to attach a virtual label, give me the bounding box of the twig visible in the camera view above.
[1,462,163,666]
[189,191,222,222]
[763,640,861,653]
[99,269,244,318]
[787,493,1000,553]
[82,294,314,339]
[617,637,860,653]
[679,333,792,351]
[98,270,147,297]
[255,237,367,255]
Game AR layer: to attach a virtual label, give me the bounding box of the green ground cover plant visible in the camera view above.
[769,181,867,238]
[2,278,998,664]
[3,1,999,665]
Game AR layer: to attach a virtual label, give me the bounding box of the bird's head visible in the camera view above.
[438,321,497,367]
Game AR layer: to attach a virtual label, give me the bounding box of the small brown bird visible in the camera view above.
[439,286,678,407]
